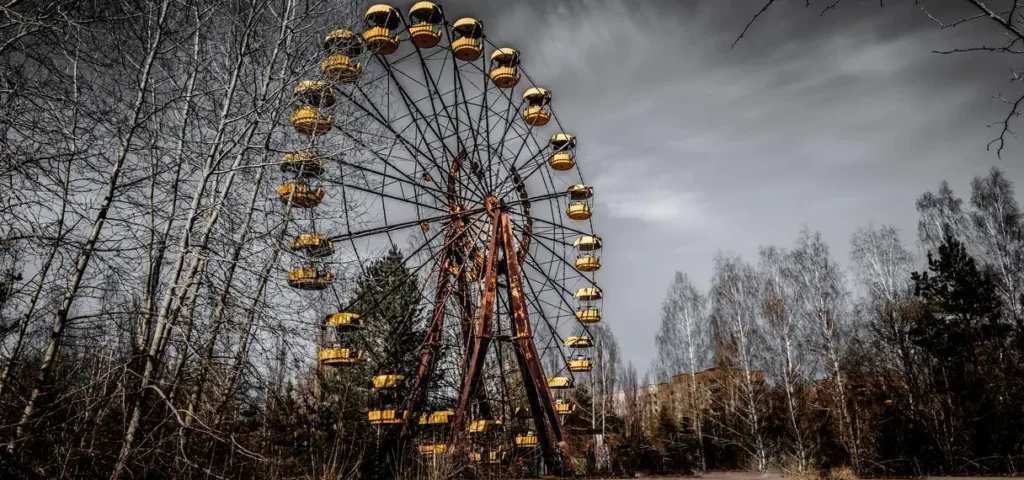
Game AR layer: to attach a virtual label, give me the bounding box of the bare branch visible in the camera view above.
[733,0,778,49]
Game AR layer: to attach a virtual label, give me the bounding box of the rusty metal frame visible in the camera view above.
[401,151,568,473]
[500,213,567,473]
[402,151,467,438]
[449,214,502,437]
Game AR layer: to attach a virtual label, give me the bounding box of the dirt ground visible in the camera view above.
[594,474,1020,480]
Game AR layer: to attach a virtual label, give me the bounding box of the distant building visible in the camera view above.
[596,366,766,429]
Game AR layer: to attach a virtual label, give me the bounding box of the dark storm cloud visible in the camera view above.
[393,0,1024,369]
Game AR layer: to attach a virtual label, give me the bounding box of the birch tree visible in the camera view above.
[10,0,175,456]
[710,253,769,472]
[654,271,711,473]
[759,246,813,472]
[790,229,862,469]
[967,168,1024,328]
[850,225,920,410]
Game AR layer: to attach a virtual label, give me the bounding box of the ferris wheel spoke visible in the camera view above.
[510,227,573,249]
[502,189,566,210]
[522,215,594,238]
[449,58,490,188]
[371,57,491,202]
[318,176,448,215]
[518,232,596,295]
[481,87,521,192]
[389,55,458,142]
[408,47,461,145]
[333,223,451,322]
[439,23,479,159]
[517,260,575,378]
[327,206,486,244]
[333,130,459,207]
[335,85,454,198]
[492,127,551,199]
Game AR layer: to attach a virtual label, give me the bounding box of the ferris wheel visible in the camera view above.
[278,2,604,473]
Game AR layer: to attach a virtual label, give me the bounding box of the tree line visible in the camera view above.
[611,167,1024,478]
[0,0,410,477]
[0,0,626,477]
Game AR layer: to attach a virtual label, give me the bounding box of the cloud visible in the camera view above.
[602,189,708,227]
[441,0,1024,370]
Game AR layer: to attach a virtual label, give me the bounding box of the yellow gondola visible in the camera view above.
[576,308,602,323]
[576,255,601,272]
[567,184,593,200]
[574,234,602,271]
[565,336,594,348]
[555,400,577,415]
[451,18,483,61]
[291,233,334,257]
[550,133,577,151]
[280,151,325,178]
[290,106,333,135]
[566,184,594,221]
[364,4,402,54]
[489,47,520,88]
[321,29,363,83]
[469,451,506,465]
[277,182,325,209]
[294,80,335,107]
[567,203,592,220]
[514,433,539,448]
[574,286,602,302]
[318,348,364,365]
[321,54,363,84]
[324,29,364,55]
[575,286,602,323]
[372,374,405,390]
[419,444,448,455]
[408,2,443,48]
[522,87,551,126]
[547,376,573,389]
[418,410,455,425]
[574,235,602,251]
[324,312,363,330]
[548,132,576,170]
[468,419,502,433]
[568,357,594,372]
[368,409,408,425]
[287,267,334,290]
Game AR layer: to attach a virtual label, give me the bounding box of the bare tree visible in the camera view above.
[917,181,973,252]
[967,168,1024,327]
[759,246,814,472]
[850,225,919,410]
[654,271,712,473]
[710,253,769,472]
[10,0,175,456]
[790,229,862,469]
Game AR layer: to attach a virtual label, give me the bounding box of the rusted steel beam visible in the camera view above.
[508,283,558,472]
[450,213,502,439]
[457,277,493,420]
[400,263,452,439]
[499,213,568,473]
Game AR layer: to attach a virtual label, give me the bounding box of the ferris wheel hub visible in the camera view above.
[484,195,503,216]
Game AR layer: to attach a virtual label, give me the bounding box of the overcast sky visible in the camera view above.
[432,0,1024,371]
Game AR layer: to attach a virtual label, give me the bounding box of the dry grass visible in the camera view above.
[828,466,859,480]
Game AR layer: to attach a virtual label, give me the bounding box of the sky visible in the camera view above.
[430,0,1024,371]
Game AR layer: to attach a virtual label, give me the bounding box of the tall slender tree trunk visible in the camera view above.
[8,0,172,454]
[0,161,72,399]
[109,10,256,478]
